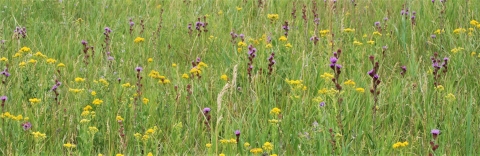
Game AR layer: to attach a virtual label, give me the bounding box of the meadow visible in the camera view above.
[0,0,479,155]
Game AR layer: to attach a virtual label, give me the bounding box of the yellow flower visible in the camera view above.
[92,99,103,105]
[63,142,76,148]
[268,119,280,124]
[88,126,99,135]
[29,98,41,105]
[46,58,57,64]
[143,98,149,104]
[122,83,131,88]
[250,148,263,154]
[98,154,103,156]
[83,105,93,111]
[353,40,363,46]
[355,88,365,93]
[68,88,84,93]
[134,37,145,43]
[182,73,189,79]
[219,153,225,156]
[28,59,37,64]
[267,14,279,20]
[75,77,85,82]
[319,29,330,37]
[471,52,477,57]
[0,57,8,62]
[116,154,124,156]
[285,43,293,48]
[270,107,281,115]
[221,74,228,81]
[98,78,109,86]
[344,79,356,87]
[80,119,90,124]
[244,142,250,148]
[116,115,124,122]
[218,10,223,15]
[343,28,355,32]
[320,72,334,81]
[236,6,242,11]
[31,131,47,141]
[34,52,47,58]
[434,85,444,91]
[206,143,212,148]
[81,111,90,117]
[20,46,31,52]
[238,41,247,47]
[19,61,26,67]
[450,47,464,54]
[279,36,287,42]
[373,31,382,36]
[91,91,97,96]
[270,154,278,156]
[156,5,161,9]
[265,43,272,48]
[262,142,274,151]
[198,62,208,68]
[434,29,444,34]
[470,20,479,26]
[453,28,466,34]
[445,93,456,101]
[148,58,153,63]
[57,63,65,67]
[172,63,177,67]
[367,40,375,45]
[392,141,409,149]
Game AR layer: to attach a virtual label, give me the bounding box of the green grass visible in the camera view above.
[0,0,479,155]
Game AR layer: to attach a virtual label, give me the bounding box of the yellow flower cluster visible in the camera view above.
[220,74,228,81]
[270,107,281,115]
[63,142,77,148]
[450,47,464,54]
[267,14,279,20]
[134,37,145,43]
[116,115,124,122]
[75,77,85,82]
[88,126,99,135]
[434,85,444,91]
[320,72,334,81]
[219,138,237,144]
[92,99,103,105]
[29,98,41,105]
[445,93,456,101]
[453,28,466,34]
[343,79,356,87]
[279,36,287,42]
[250,148,263,154]
[134,126,159,142]
[34,52,48,58]
[392,141,409,149]
[190,62,208,76]
[319,29,330,37]
[373,31,382,36]
[32,131,47,141]
[262,142,274,151]
[285,78,307,91]
[0,112,26,121]
[343,28,355,32]
[69,88,84,93]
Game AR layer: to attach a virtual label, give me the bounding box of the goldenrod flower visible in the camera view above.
[116,154,124,156]
[0,57,7,62]
[75,77,85,82]
[250,148,263,154]
[267,14,279,20]
[18,61,26,67]
[220,74,228,81]
[319,29,330,37]
[279,36,287,42]
[20,46,31,52]
[206,143,212,148]
[453,28,466,34]
[116,115,124,122]
[285,43,293,48]
[238,41,247,47]
[470,20,479,26]
[434,85,444,91]
[31,131,47,141]
[355,88,365,93]
[265,43,272,48]
[122,83,131,88]
[134,37,145,43]
[344,79,356,87]
[353,40,363,46]
[172,63,177,67]
[270,107,281,115]
[373,31,382,36]
[392,141,409,149]
[80,119,90,124]
[367,40,375,45]
[320,72,334,81]
[91,91,97,96]
[57,63,65,67]
[143,98,149,104]
[46,58,57,64]
[88,126,99,135]
[219,153,225,156]
[29,98,41,105]
[244,142,250,148]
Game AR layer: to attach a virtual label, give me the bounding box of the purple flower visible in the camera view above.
[135,66,143,72]
[319,101,325,107]
[330,57,338,64]
[373,74,379,79]
[22,122,32,131]
[129,21,135,27]
[431,35,436,39]
[401,66,407,71]
[235,130,241,136]
[431,129,440,135]
[104,27,112,33]
[374,21,380,27]
[203,107,211,113]
[107,56,114,61]
[239,34,245,40]
[382,46,388,51]
[383,17,389,21]
[0,96,6,101]
[81,40,87,45]
[443,57,449,61]
[367,69,375,77]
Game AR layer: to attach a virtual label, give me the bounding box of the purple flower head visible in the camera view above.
[412,11,416,15]
[104,27,112,33]
[330,57,338,64]
[431,35,436,39]
[188,24,192,30]
[382,46,388,51]
[401,66,407,71]
[319,101,325,107]
[374,21,380,27]
[0,96,7,101]
[203,107,211,113]
[129,21,135,27]
[373,74,379,79]
[443,57,449,62]
[107,56,114,61]
[384,17,389,21]
[312,121,319,127]
[1,71,10,77]
[135,66,143,72]
[196,57,201,63]
[22,122,32,131]
[235,130,241,136]
[431,129,440,135]
[81,40,87,45]
[432,0,435,3]
[401,10,405,15]
[272,60,276,64]
[239,34,245,40]
[411,16,416,20]
[282,25,290,31]
[51,84,59,91]
[367,69,375,77]
[335,64,342,69]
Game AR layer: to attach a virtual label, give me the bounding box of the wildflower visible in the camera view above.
[353,40,363,45]
[220,74,228,81]
[250,148,263,154]
[172,63,177,67]
[373,31,382,36]
[206,143,212,148]
[244,142,250,148]
[453,28,466,34]
[29,98,41,105]
[262,142,274,151]
[219,153,225,156]
[148,58,153,62]
[218,10,223,15]
[472,52,477,57]
[470,20,479,26]
[285,43,293,48]
[134,37,145,43]
[80,119,90,124]
[22,122,32,130]
[344,79,356,87]
[63,142,76,148]
[319,29,330,37]
[392,141,409,149]
[19,46,31,52]
[122,83,131,88]
[34,52,47,58]
[450,47,464,54]
[431,129,440,137]
[116,115,124,122]
[367,40,375,45]
[343,28,355,32]
[267,14,279,20]
[145,128,155,135]
[198,62,208,68]
[445,93,455,101]
[46,58,57,64]
[88,126,99,135]
[265,43,272,48]
[75,77,85,82]
[271,154,278,156]
[355,88,365,93]
[319,101,325,107]
[270,107,281,115]
[19,61,26,67]
[147,152,154,156]
[91,91,97,96]
[57,63,65,67]
[434,29,444,34]
[0,96,7,102]
[116,154,124,156]
[143,98,149,104]
[68,88,84,93]
[182,73,189,79]
[203,107,211,113]
[279,36,287,42]
[0,57,8,62]
[320,72,334,81]
[92,99,103,105]
[31,131,47,141]
[236,6,242,11]
[238,41,247,47]
[434,85,444,91]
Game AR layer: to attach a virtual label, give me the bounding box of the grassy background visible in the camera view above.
[0,0,479,155]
